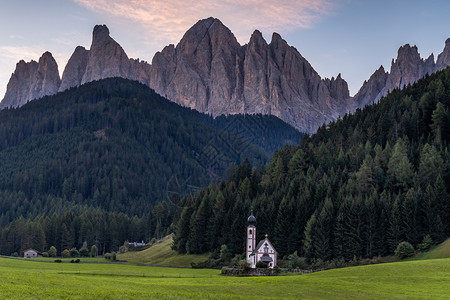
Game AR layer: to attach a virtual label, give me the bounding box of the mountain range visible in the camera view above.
[2,17,450,134]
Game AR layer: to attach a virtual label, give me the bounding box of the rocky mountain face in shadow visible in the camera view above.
[2,18,450,134]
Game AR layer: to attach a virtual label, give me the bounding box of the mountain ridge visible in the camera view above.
[2,17,450,134]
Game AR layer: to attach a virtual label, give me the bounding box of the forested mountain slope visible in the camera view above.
[173,67,450,261]
[0,77,301,255]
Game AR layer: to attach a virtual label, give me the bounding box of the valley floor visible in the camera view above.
[1,257,449,299]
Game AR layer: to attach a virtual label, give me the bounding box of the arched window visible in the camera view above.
[249,229,252,234]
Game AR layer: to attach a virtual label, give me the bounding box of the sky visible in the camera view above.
[1,0,450,99]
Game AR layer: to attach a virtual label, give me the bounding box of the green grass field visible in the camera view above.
[1,256,450,299]
[416,238,450,260]
[118,235,209,267]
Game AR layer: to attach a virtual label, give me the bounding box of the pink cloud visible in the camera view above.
[72,0,338,45]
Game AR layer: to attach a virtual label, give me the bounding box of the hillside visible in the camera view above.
[173,67,450,259]
[1,257,449,299]
[416,238,450,260]
[118,235,208,267]
[0,77,301,219]
[0,77,301,256]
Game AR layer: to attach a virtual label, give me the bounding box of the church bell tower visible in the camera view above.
[246,211,256,264]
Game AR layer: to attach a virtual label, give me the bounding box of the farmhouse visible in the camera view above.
[23,249,42,258]
[246,212,277,268]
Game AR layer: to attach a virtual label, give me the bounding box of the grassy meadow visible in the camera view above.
[1,256,450,299]
[415,238,450,260]
[118,236,208,267]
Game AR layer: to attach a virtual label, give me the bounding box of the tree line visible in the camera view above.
[0,201,174,256]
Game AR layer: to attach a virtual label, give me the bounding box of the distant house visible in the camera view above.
[246,212,277,268]
[128,241,146,247]
[23,249,42,258]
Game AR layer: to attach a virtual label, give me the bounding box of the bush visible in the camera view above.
[70,248,80,258]
[79,248,90,257]
[104,253,112,260]
[11,252,18,257]
[287,251,308,269]
[418,235,433,251]
[111,251,117,261]
[91,245,98,258]
[237,259,251,271]
[219,244,232,263]
[42,252,49,257]
[54,259,62,263]
[48,246,57,257]
[256,261,268,268]
[61,249,70,258]
[395,241,415,259]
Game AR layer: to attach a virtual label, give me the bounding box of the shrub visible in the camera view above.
[79,248,90,257]
[48,246,57,257]
[42,252,49,257]
[219,244,232,263]
[256,261,268,268]
[395,241,415,259]
[287,251,308,269]
[11,252,18,257]
[61,249,70,258]
[54,259,62,263]
[91,245,98,258]
[418,235,433,251]
[104,253,112,260]
[111,251,117,261]
[70,248,80,258]
[237,259,251,271]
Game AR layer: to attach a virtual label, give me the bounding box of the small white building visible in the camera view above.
[246,212,277,268]
[23,249,41,258]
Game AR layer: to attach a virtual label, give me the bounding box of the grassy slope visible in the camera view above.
[118,236,209,267]
[416,238,450,260]
[1,257,450,299]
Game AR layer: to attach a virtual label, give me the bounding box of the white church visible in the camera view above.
[246,212,277,268]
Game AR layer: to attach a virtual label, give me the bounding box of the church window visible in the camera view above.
[249,230,252,234]
[264,246,269,253]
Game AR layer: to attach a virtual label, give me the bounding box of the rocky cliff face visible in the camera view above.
[354,44,446,108]
[2,18,450,134]
[1,52,60,108]
[150,18,351,133]
[436,38,450,71]
[59,46,89,92]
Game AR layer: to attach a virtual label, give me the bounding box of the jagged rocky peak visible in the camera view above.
[326,74,350,100]
[353,65,389,108]
[1,52,60,108]
[81,24,131,84]
[151,17,244,113]
[248,30,268,50]
[59,46,89,92]
[92,24,110,44]
[436,38,450,71]
[33,51,61,99]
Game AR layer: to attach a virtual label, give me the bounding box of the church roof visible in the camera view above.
[247,213,256,226]
[250,237,277,255]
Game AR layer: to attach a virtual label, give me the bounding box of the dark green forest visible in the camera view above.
[173,67,450,262]
[0,78,301,255]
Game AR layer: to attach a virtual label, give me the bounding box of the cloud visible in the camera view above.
[71,0,338,44]
[0,46,47,64]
